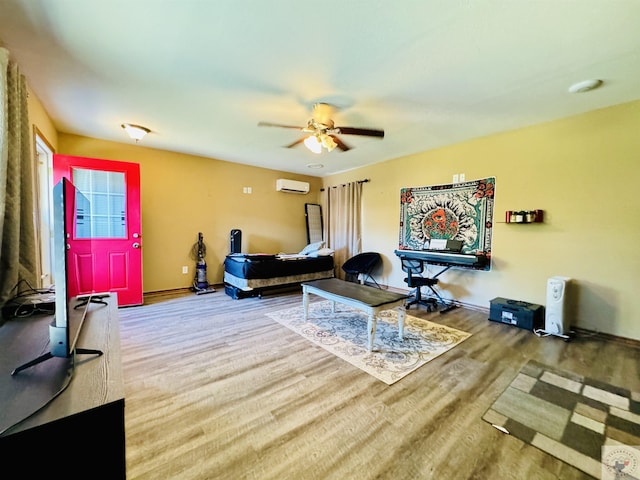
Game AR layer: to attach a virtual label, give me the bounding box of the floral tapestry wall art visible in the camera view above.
[398,177,495,270]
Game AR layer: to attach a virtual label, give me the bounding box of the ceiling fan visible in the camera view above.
[258,103,384,153]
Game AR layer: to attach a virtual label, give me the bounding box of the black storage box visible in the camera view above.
[224,284,258,300]
[489,297,544,331]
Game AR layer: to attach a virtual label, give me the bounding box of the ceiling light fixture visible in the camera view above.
[303,135,323,154]
[121,123,150,142]
[568,79,603,94]
[304,133,337,154]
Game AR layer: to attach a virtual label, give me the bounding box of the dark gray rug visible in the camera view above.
[483,360,640,479]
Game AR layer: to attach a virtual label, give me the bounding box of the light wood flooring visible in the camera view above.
[118,287,639,480]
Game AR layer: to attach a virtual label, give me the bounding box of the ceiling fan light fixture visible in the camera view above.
[304,135,323,154]
[304,133,337,153]
[258,102,383,153]
[321,134,337,152]
[121,123,150,142]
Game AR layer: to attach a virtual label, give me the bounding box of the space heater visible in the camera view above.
[544,276,572,340]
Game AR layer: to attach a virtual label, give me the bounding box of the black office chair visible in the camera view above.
[400,258,444,311]
[342,252,382,288]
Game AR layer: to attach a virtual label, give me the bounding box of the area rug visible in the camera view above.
[266,300,471,385]
[483,360,640,479]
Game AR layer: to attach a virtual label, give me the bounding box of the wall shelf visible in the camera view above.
[504,210,543,224]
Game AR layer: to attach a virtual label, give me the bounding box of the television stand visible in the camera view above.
[74,293,110,309]
[11,347,103,376]
[0,294,125,478]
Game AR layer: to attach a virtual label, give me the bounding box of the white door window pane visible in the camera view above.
[72,168,126,239]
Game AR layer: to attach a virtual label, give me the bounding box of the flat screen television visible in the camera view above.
[12,178,103,375]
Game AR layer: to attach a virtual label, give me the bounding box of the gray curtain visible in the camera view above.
[322,181,363,280]
[0,47,37,308]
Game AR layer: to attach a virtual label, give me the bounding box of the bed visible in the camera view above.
[224,252,335,299]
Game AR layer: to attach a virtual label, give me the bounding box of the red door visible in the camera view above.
[53,155,143,306]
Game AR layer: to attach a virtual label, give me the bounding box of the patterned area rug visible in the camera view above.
[266,300,471,385]
[483,360,640,479]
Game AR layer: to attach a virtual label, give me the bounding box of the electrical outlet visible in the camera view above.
[459,173,466,182]
[182,266,188,274]
[453,174,459,183]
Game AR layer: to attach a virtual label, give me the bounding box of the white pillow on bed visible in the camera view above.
[307,247,334,257]
[299,241,325,255]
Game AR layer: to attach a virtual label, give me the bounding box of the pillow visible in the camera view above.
[307,247,334,257]
[299,241,325,255]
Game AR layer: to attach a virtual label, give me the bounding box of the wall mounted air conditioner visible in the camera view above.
[276,179,309,194]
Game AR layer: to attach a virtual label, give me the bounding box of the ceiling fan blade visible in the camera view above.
[336,126,384,138]
[330,135,351,152]
[258,121,303,130]
[285,137,306,148]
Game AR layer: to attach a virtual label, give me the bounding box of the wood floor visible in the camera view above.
[118,287,639,480]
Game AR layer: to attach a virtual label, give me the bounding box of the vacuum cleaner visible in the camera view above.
[191,232,215,295]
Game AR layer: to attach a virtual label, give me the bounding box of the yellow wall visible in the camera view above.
[55,134,322,292]
[27,85,58,152]
[323,100,640,341]
[27,85,639,340]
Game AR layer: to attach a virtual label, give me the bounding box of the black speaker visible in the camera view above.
[230,229,242,253]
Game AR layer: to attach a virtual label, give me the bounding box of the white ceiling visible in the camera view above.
[1,0,639,176]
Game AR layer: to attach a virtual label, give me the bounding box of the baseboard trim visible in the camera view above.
[144,287,192,297]
[571,327,640,347]
[142,285,223,300]
[450,299,489,314]
[381,284,489,314]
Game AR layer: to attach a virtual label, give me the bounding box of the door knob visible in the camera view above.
[133,242,141,249]
[133,233,140,238]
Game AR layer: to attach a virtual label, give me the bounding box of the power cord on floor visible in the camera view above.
[533,328,575,341]
[533,328,551,337]
[0,356,75,437]
[9,279,55,297]
[2,279,56,320]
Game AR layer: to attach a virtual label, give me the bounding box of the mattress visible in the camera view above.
[223,254,334,291]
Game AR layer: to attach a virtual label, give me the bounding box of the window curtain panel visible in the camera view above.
[322,181,362,280]
[0,47,37,308]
